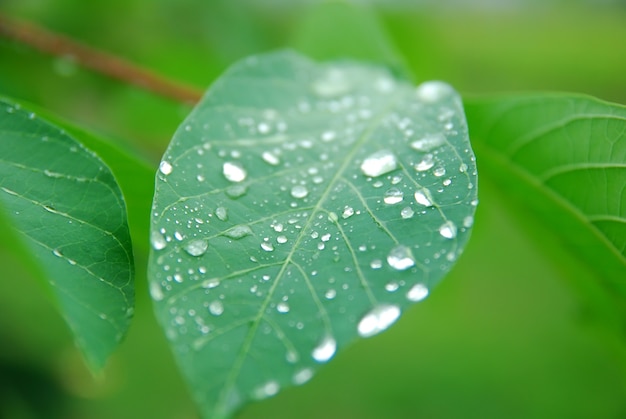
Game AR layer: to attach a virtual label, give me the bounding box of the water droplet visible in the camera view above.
[159,161,173,175]
[321,233,331,242]
[324,289,336,300]
[149,282,164,301]
[312,69,351,97]
[184,239,208,257]
[286,350,299,363]
[370,259,383,269]
[277,302,290,313]
[439,220,457,239]
[253,381,279,399]
[226,185,247,198]
[415,154,435,172]
[342,206,355,219]
[208,301,224,316]
[262,151,280,165]
[407,283,429,302]
[224,225,253,239]
[52,249,63,257]
[215,207,228,221]
[463,215,474,228]
[433,166,446,177]
[277,235,288,244]
[411,133,445,152]
[400,207,414,219]
[357,305,401,337]
[312,336,337,363]
[291,185,309,199]
[223,161,247,182]
[321,131,336,142]
[385,282,399,292]
[414,188,434,207]
[387,245,415,270]
[257,122,271,134]
[361,150,398,178]
[202,278,220,289]
[174,231,184,241]
[383,188,404,205]
[151,231,167,250]
[415,81,453,103]
[391,175,403,185]
[261,242,274,252]
[293,368,314,385]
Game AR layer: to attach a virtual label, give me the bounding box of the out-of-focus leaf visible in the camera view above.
[0,98,134,371]
[465,94,626,299]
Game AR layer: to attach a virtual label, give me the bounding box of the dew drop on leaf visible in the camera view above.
[208,301,224,316]
[293,368,314,385]
[324,289,336,300]
[262,151,280,166]
[407,283,429,302]
[184,239,208,257]
[385,281,399,292]
[151,231,167,250]
[159,160,173,175]
[415,154,435,172]
[387,245,415,270]
[202,278,221,289]
[226,185,248,199]
[311,336,337,363]
[383,188,404,205]
[400,207,415,219]
[360,150,398,177]
[410,133,446,152]
[261,241,274,252]
[357,305,401,337]
[215,206,228,221]
[276,302,290,313]
[149,281,164,301]
[224,225,253,239]
[370,259,383,269]
[342,206,355,219]
[290,185,309,199]
[439,220,458,239]
[414,188,434,207]
[253,381,280,399]
[223,161,247,182]
[415,81,453,103]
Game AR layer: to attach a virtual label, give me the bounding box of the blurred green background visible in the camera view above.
[1,0,626,418]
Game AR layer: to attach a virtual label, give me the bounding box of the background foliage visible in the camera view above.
[1,0,625,418]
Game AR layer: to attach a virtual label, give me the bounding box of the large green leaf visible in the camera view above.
[0,98,134,371]
[149,50,477,418]
[465,94,626,299]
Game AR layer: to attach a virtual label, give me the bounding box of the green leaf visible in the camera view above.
[290,1,411,80]
[149,50,477,418]
[0,98,135,371]
[465,94,626,299]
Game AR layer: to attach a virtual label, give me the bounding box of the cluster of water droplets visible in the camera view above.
[149,55,478,407]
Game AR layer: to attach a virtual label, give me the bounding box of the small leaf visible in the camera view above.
[149,51,477,418]
[465,94,626,298]
[0,98,134,371]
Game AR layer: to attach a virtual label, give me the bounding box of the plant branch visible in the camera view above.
[0,13,203,104]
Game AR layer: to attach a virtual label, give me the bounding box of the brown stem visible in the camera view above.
[0,13,203,104]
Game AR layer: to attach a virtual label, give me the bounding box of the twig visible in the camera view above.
[0,13,203,104]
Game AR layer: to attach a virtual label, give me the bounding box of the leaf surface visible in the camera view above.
[149,51,477,418]
[0,98,134,370]
[465,94,626,299]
